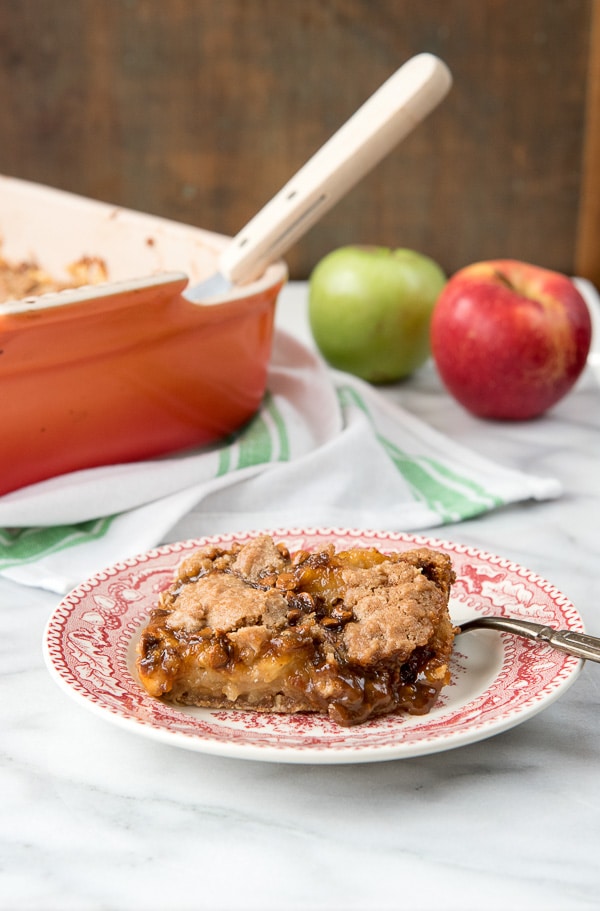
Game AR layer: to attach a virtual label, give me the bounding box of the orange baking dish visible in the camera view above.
[0,176,287,497]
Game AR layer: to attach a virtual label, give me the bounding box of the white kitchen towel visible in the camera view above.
[0,330,561,594]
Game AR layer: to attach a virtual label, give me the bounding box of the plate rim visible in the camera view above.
[43,526,584,764]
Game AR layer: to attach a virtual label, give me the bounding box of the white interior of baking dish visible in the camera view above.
[0,175,287,313]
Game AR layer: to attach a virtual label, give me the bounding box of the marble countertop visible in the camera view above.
[2,282,600,911]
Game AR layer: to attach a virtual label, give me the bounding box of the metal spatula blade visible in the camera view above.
[185,53,452,303]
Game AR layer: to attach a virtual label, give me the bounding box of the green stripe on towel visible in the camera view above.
[236,411,273,468]
[381,439,502,522]
[337,384,503,522]
[220,392,290,472]
[265,393,290,462]
[0,517,116,569]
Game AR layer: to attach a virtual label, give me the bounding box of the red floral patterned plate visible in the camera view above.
[43,528,584,764]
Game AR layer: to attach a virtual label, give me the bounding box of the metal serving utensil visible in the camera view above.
[458,616,600,663]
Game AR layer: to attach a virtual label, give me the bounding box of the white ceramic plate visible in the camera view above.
[43,528,584,764]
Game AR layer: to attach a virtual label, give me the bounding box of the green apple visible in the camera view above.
[308,246,446,383]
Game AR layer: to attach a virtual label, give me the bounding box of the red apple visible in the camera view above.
[430,260,592,420]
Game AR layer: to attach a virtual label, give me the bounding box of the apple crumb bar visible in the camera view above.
[136,535,456,726]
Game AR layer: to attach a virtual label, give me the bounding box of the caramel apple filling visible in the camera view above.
[136,536,456,726]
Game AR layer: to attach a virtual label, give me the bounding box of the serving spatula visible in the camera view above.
[185,52,452,303]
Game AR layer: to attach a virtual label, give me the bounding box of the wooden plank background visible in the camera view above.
[0,0,597,283]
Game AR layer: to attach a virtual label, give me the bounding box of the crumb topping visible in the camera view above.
[166,572,288,634]
[340,561,448,665]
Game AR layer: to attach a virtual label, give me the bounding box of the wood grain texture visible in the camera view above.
[576,0,600,286]
[0,0,594,280]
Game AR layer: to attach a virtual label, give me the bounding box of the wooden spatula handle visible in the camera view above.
[219,53,452,284]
